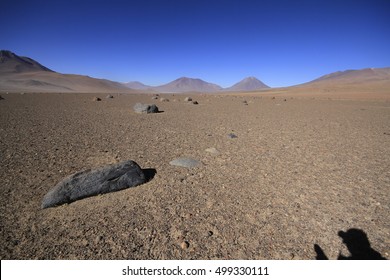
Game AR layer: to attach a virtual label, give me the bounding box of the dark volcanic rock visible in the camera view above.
[133,103,159,114]
[42,160,146,209]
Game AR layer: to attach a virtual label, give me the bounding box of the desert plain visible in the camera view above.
[0,86,389,260]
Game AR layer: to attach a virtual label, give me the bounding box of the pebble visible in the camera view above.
[227,133,238,139]
[181,241,190,249]
[192,101,199,105]
[205,147,220,154]
[170,158,202,168]
[160,97,169,102]
[93,97,101,101]
[94,235,104,244]
[152,96,158,100]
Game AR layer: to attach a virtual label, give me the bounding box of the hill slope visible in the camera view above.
[0,50,132,93]
[0,50,53,74]
[304,67,390,86]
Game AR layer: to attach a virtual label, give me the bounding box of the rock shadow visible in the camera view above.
[143,168,157,182]
[314,228,386,260]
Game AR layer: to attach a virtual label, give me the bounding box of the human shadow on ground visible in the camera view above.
[314,228,386,260]
[143,168,157,182]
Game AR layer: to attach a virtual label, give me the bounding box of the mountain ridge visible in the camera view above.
[302,67,390,86]
[2,50,389,93]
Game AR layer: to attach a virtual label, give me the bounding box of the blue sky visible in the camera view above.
[2,0,389,87]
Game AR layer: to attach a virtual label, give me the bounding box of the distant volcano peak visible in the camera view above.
[225,76,269,91]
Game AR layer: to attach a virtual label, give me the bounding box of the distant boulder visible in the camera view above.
[93,97,101,101]
[133,103,159,114]
[106,95,113,99]
[184,97,192,102]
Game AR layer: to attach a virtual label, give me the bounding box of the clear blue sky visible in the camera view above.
[2,0,389,87]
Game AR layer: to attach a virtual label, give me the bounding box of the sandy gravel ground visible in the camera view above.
[0,91,389,259]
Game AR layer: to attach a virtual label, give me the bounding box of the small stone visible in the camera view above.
[207,231,213,236]
[106,95,113,99]
[272,96,275,99]
[152,96,158,100]
[184,97,192,102]
[93,97,101,101]
[242,100,248,105]
[94,235,104,244]
[205,147,220,155]
[160,97,169,102]
[133,103,159,114]
[170,158,202,168]
[227,133,238,139]
[184,213,193,219]
[181,241,190,249]
[192,101,199,105]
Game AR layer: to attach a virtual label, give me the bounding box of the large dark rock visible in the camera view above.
[42,160,146,209]
[133,103,159,113]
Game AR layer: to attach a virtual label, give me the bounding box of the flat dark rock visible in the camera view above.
[42,160,146,209]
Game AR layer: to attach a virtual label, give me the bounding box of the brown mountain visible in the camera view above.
[224,76,269,91]
[0,50,132,93]
[0,50,53,74]
[303,67,390,86]
[154,77,222,93]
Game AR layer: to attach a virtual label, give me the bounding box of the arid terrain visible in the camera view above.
[0,87,389,259]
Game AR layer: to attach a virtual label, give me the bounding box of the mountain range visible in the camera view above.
[1,50,389,93]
